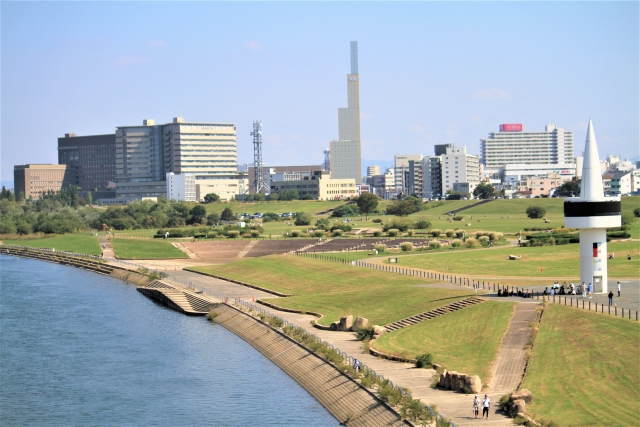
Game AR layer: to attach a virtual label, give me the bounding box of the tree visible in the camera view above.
[331,204,359,218]
[279,189,298,201]
[203,193,220,203]
[555,178,581,197]
[253,193,265,201]
[473,183,496,200]
[526,206,547,219]
[262,212,280,222]
[189,205,207,224]
[315,218,330,230]
[207,213,220,225]
[386,199,418,216]
[634,208,640,218]
[86,191,93,205]
[221,207,234,221]
[0,186,13,201]
[356,193,379,219]
[266,192,279,201]
[294,212,311,226]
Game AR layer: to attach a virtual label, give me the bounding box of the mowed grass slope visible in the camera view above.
[388,240,640,278]
[374,301,515,380]
[3,234,102,255]
[190,256,476,325]
[111,238,189,259]
[203,200,346,216]
[521,304,640,427]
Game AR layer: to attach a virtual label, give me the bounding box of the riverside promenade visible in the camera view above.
[121,258,517,426]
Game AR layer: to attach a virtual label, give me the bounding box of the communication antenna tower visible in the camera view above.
[323,148,330,171]
[250,120,267,194]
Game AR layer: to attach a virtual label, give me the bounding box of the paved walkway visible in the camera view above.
[99,236,115,258]
[489,302,539,393]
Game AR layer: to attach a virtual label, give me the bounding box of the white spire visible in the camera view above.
[579,119,605,201]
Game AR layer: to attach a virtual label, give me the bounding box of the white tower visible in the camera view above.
[564,120,621,293]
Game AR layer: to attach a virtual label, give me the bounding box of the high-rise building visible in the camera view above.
[14,164,70,200]
[394,154,423,194]
[115,117,237,199]
[166,172,196,202]
[441,145,479,194]
[408,160,423,196]
[480,124,574,168]
[422,156,442,200]
[366,165,380,177]
[330,41,362,184]
[58,133,116,191]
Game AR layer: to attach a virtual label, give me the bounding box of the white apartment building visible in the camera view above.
[441,145,479,194]
[480,123,574,168]
[195,174,248,202]
[166,172,196,202]
[394,154,423,194]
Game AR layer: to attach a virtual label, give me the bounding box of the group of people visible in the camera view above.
[472,394,491,419]
[497,288,532,298]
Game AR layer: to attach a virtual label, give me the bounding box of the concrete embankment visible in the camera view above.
[212,304,411,427]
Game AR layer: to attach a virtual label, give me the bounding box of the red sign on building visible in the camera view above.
[499,124,523,132]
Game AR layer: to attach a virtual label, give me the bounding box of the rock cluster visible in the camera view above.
[507,389,533,417]
[330,315,372,332]
[437,369,482,393]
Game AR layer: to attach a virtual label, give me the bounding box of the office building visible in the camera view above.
[408,160,423,196]
[500,163,576,184]
[14,164,69,200]
[422,156,443,200]
[330,41,362,184]
[441,145,479,194]
[58,133,116,191]
[394,154,423,194]
[166,172,196,202]
[115,117,237,199]
[269,171,357,200]
[366,165,380,177]
[249,164,323,192]
[195,173,249,202]
[480,123,574,168]
[520,173,564,198]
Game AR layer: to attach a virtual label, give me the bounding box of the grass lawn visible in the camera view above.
[521,304,640,426]
[374,301,516,380]
[2,234,102,255]
[190,256,476,325]
[386,240,640,279]
[203,200,347,216]
[111,238,189,259]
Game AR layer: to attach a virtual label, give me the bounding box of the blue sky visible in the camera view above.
[1,1,638,183]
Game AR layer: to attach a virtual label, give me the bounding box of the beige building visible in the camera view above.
[366,165,380,177]
[195,174,249,202]
[13,164,70,200]
[270,171,356,200]
[520,172,564,197]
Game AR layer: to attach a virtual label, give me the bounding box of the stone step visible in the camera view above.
[383,297,485,332]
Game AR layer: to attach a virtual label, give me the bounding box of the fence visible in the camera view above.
[0,244,103,261]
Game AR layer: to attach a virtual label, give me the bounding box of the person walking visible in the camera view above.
[588,283,593,299]
[482,394,491,419]
[582,281,587,298]
[617,281,621,297]
[473,395,480,419]
[353,359,360,374]
[608,291,614,306]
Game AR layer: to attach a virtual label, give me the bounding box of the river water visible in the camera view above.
[0,256,338,426]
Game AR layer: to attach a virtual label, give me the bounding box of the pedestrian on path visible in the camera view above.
[588,283,593,299]
[582,282,587,298]
[473,395,480,419]
[608,291,614,306]
[353,359,360,374]
[617,281,621,297]
[482,394,490,419]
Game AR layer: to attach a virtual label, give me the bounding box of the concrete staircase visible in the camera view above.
[137,280,216,315]
[384,297,485,332]
[443,199,493,215]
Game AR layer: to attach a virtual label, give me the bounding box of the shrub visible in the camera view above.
[413,218,431,229]
[445,229,455,238]
[242,232,252,238]
[332,229,344,237]
[465,237,479,247]
[455,230,465,238]
[373,230,382,237]
[331,204,359,217]
[383,217,413,232]
[312,230,325,237]
[387,228,399,237]
[294,212,312,226]
[227,230,240,238]
[250,230,261,237]
[355,327,375,340]
[375,244,387,253]
[475,231,487,239]
[429,241,441,250]
[430,229,442,237]
[262,212,280,222]
[452,216,463,221]
[400,242,414,252]
[478,236,490,246]
[290,230,301,237]
[415,353,433,368]
[330,224,352,232]
[221,207,234,221]
[526,205,547,219]
[372,218,383,223]
[634,207,640,218]
[451,239,462,247]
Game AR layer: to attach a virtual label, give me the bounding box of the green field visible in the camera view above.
[384,240,640,279]
[374,301,515,380]
[521,304,640,426]
[203,200,347,216]
[111,238,189,259]
[190,256,476,325]
[2,234,102,255]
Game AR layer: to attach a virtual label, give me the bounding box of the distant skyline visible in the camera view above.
[2,1,638,183]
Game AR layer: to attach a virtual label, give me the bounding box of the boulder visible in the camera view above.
[372,325,387,335]
[443,371,452,389]
[456,373,468,391]
[438,369,448,388]
[448,371,458,390]
[510,399,526,417]
[330,322,339,331]
[338,315,353,331]
[465,375,482,393]
[511,389,533,404]
[352,316,369,331]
